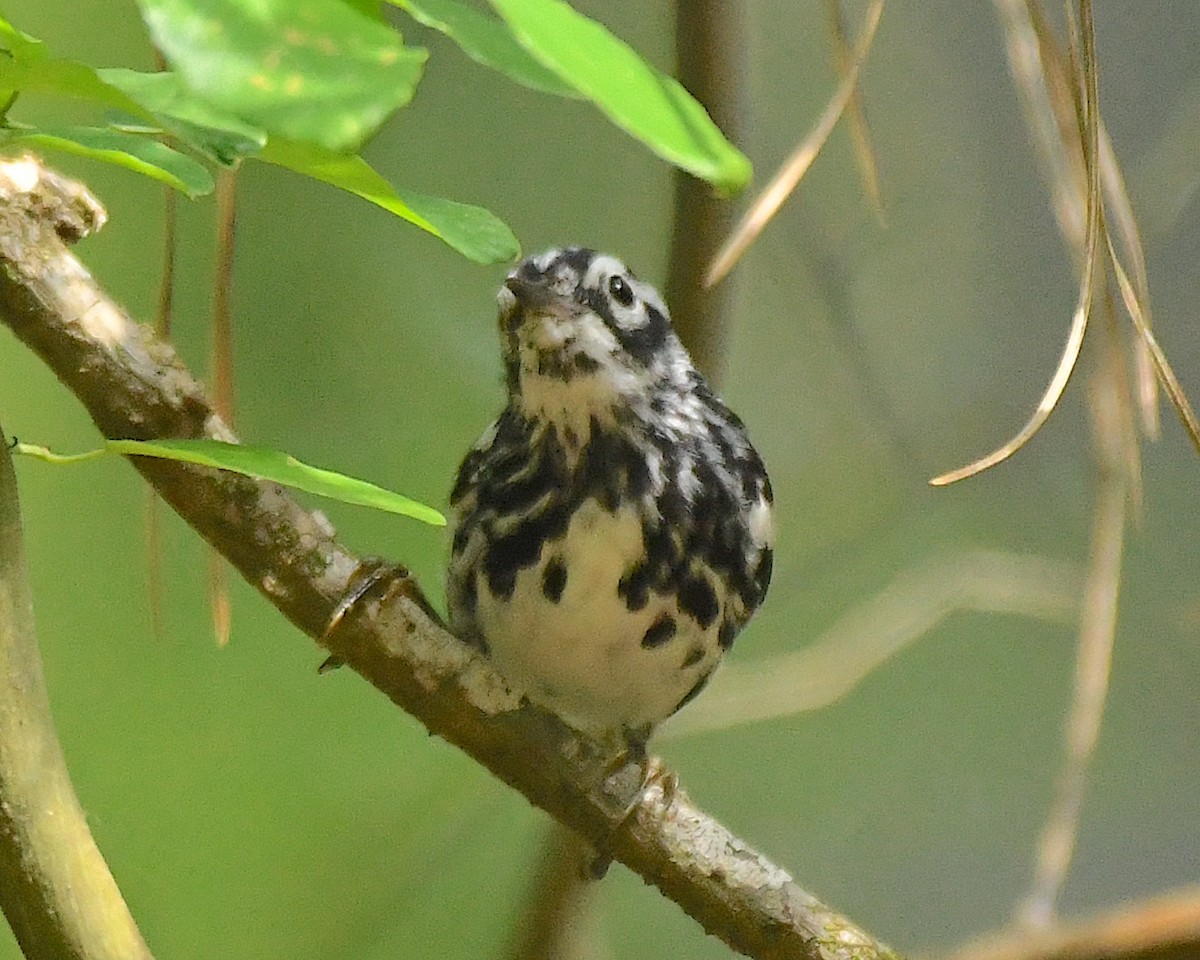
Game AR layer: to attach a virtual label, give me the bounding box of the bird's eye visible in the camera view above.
[608,274,635,307]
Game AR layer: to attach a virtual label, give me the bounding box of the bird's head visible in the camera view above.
[496,247,692,434]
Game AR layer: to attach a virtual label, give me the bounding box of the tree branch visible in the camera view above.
[0,418,153,956]
[0,155,900,960]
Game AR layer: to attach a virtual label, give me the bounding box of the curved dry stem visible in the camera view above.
[826,0,886,223]
[0,156,901,960]
[1097,130,1158,436]
[928,291,1092,486]
[931,0,1103,487]
[1106,232,1200,457]
[704,0,884,288]
[0,424,153,959]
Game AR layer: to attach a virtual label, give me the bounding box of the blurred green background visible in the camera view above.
[1,1,1198,958]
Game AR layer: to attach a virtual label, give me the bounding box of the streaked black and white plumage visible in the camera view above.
[447,247,773,747]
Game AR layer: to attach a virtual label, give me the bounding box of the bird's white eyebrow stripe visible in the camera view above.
[582,254,627,290]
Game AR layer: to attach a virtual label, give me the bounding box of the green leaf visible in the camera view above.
[260,137,518,263]
[0,16,47,63]
[486,0,751,194]
[99,68,266,165]
[389,0,576,97]
[15,438,445,526]
[0,125,214,196]
[339,0,385,19]
[0,56,156,120]
[138,0,428,153]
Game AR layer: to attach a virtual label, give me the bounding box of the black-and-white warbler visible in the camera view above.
[447,248,773,751]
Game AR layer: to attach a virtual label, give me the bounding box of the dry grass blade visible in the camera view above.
[704,0,884,288]
[996,0,1081,236]
[1099,132,1159,436]
[826,0,885,223]
[996,0,1143,925]
[928,294,1091,486]
[931,0,1102,487]
[209,551,232,650]
[1107,231,1200,456]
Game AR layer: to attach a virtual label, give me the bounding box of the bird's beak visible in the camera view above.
[504,275,564,311]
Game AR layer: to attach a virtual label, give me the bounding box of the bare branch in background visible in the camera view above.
[943,884,1200,960]
[515,4,759,950]
[505,822,597,960]
[665,0,747,380]
[663,549,1079,740]
[1018,317,1133,926]
[0,155,901,960]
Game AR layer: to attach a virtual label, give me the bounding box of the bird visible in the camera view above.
[446,247,773,755]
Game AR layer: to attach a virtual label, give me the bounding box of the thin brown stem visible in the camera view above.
[210,167,238,646]
[146,179,176,640]
[705,0,884,288]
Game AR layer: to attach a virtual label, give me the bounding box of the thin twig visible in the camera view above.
[209,167,238,646]
[0,155,901,960]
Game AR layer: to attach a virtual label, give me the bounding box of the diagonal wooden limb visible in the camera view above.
[0,155,901,960]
